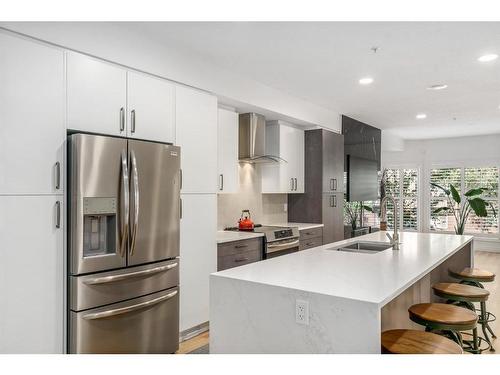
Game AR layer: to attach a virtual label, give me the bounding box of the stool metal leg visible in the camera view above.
[480,301,494,352]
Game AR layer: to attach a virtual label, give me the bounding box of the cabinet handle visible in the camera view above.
[330,195,334,207]
[235,244,248,249]
[54,161,61,190]
[180,169,183,190]
[55,200,61,228]
[333,195,337,207]
[333,178,337,191]
[290,178,294,191]
[180,198,183,219]
[131,109,136,133]
[234,258,249,263]
[295,178,298,191]
[330,178,334,190]
[219,174,224,191]
[120,107,125,132]
[306,242,314,246]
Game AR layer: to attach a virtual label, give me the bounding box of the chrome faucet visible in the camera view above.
[381,196,400,250]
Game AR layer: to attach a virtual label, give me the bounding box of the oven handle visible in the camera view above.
[82,290,178,320]
[266,239,300,253]
[82,262,178,285]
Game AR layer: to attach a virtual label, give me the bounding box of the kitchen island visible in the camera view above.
[209,231,474,353]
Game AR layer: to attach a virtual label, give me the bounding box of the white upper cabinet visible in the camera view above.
[67,52,127,136]
[261,121,305,194]
[0,195,64,353]
[127,71,175,143]
[175,85,218,193]
[0,33,65,195]
[217,108,239,193]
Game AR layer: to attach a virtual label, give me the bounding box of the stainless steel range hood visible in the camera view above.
[238,113,286,164]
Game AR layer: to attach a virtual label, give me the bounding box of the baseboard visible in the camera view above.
[475,238,500,253]
[179,321,209,342]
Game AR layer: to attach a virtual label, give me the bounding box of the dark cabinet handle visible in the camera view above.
[333,178,337,191]
[306,242,314,246]
[219,174,224,191]
[131,109,136,133]
[235,244,248,249]
[120,107,125,131]
[234,258,249,263]
[54,161,61,190]
[55,200,61,229]
[290,178,294,191]
[180,198,182,219]
[333,195,337,207]
[179,169,183,190]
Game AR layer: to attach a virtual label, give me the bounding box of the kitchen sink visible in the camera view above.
[329,241,393,254]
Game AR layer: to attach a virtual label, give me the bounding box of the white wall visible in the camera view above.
[382,134,500,252]
[0,22,341,132]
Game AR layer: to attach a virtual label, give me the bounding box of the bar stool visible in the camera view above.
[449,267,496,346]
[408,303,478,351]
[382,329,463,354]
[432,282,492,352]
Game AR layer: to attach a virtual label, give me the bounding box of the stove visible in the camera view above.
[225,225,300,259]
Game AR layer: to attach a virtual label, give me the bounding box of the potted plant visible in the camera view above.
[430,183,496,235]
[344,200,373,237]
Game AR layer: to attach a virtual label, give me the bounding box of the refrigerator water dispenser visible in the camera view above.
[83,197,117,257]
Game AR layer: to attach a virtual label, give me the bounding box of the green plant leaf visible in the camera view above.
[362,205,374,212]
[430,182,450,195]
[485,201,497,218]
[464,188,487,197]
[468,198,487,217]
[432,207,451,214]
[449,184,461,204]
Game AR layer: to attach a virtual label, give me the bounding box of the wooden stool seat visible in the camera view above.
[382,329,463,354]
[449,267,495,282]
[433,282,489,302]
[409,303,478,331]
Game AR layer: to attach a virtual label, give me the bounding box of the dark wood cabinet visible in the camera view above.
[288,129,345,244]
[217,238,263,271]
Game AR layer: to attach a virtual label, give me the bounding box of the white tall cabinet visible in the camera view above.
[175,85,218,333]
[261,121,305,194]
[217,108,239,193]
[0,32,64,353]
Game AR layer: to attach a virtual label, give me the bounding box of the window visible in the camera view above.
[430,166,498,234]
[383,168,419,231]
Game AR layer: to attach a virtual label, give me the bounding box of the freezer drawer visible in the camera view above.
[69,287,179,354]
[70,259,179,311]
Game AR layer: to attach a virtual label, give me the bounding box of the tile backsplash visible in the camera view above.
[217,163,287,229]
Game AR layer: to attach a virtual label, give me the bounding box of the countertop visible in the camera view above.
[212,231,473,306]
[216,230,264,244]
[216,222,323,244]
[263,222,324,231]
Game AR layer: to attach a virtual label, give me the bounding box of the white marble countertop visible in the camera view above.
[216,230,264,244]
[212,231,473,306]
[264,222,324,231]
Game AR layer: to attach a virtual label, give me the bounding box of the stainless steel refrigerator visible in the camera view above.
[67,133,181,354]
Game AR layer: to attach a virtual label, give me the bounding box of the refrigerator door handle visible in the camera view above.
[119,150,130,257]
[82,290,178,320]
[83,262,178,285]
[130,149,140,256]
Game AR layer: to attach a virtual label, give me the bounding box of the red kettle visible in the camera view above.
[238,209,255,231]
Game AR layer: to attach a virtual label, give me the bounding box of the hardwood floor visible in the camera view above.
[177,331,209,354]
[177,251,500,354]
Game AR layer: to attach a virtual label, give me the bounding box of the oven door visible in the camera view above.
[265,238,300,259]
[69,287,179,354]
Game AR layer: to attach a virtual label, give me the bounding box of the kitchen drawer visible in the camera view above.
[218,237,262,257]
[299,236,323,251]
[69,287,179,354]
[69,259,179,311]
[218,249,261,271]
[299,227,323,241]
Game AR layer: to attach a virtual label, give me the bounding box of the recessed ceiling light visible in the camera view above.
[478,54,498,62]
[416,113,427,119]
[427,84,448,90]
[359,77,374,85]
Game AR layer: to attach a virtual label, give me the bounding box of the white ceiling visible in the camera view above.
[130,22,500,140]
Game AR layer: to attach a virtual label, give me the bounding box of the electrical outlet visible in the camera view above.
[283,203,288,212]
[295,299,309,325]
